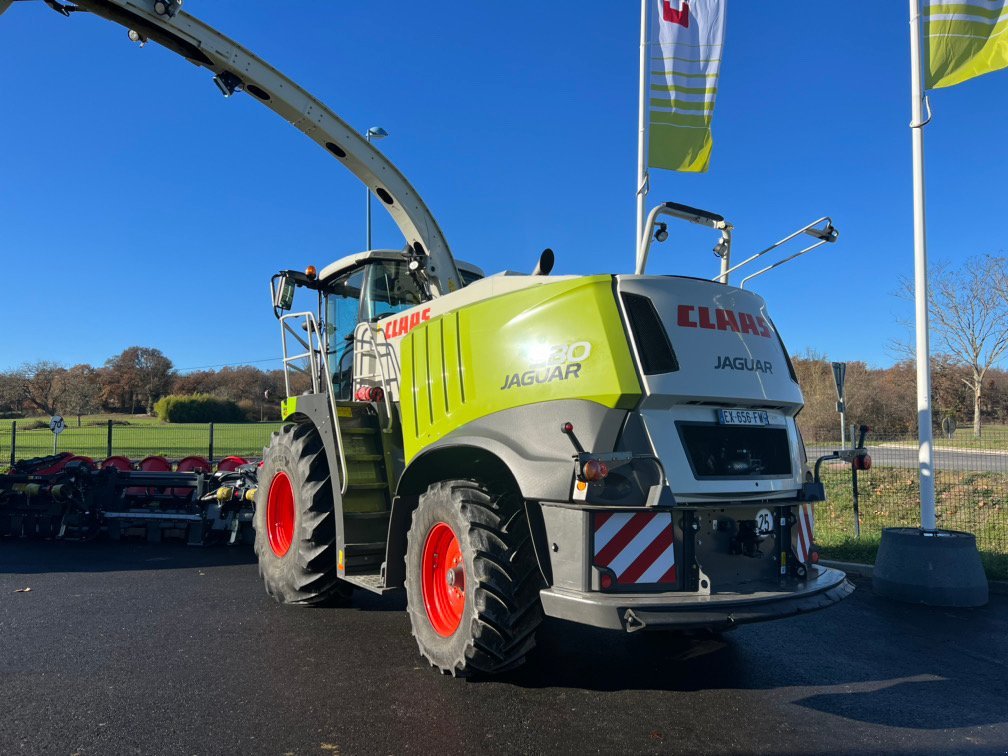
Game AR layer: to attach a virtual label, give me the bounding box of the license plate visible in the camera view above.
[718,409,769,426]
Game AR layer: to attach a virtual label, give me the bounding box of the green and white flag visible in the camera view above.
[925,0,1008,88]
[648,0,726,172]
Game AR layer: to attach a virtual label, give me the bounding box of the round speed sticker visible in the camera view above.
[754,508,774,536]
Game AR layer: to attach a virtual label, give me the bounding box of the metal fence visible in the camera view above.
[804,426,1008,572]
[1,419,282,466]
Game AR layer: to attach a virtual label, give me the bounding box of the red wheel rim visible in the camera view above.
[266,471,295,558]
[421,522,465,637]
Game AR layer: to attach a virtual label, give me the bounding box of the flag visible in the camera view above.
[647,0,726,172]
[925,0,1008,88]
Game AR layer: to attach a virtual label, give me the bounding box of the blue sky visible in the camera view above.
[1,1,1005,373]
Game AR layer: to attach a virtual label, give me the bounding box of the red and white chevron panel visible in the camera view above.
[592,511,677,585]
[795,502,815,563]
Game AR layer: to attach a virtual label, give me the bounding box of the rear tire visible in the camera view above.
[405,480,543,676]
[253,422,353,606]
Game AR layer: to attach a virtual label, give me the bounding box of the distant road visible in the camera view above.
[808,444,1008,473]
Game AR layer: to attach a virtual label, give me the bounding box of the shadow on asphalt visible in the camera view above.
[483,582,1008,732]
[0,539,256,573]
[794,678,1001,729]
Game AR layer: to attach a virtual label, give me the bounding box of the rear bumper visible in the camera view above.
[539,566,854,632]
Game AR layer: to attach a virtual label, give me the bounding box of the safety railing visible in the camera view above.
[279,312,350,494]
[716,217,838,288]
[355,324,397,432]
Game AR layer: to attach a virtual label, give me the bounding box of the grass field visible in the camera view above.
[0,414,279,462]
[815,462,1008,580]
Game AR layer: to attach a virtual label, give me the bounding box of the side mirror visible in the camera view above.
[273,273,296,314]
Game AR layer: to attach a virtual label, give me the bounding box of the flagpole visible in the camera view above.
[636,0,649,261]
[909,0,937,531]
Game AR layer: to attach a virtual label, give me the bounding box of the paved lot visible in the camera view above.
[809,444,1008,473]
[1,541,1006,755]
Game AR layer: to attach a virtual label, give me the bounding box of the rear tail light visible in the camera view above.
[854,454,872,471]
[582,459,609,481]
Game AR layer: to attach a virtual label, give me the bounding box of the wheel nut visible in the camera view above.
[446,565,464,590]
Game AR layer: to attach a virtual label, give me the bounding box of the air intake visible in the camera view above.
[621,293,679,375]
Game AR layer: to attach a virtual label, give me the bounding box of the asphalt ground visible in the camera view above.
[1,541,1006,756]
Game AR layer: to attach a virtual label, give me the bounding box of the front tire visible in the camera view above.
[253,422,352,606]
[405,480,543,676]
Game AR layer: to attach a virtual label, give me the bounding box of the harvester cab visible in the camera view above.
[5,0,855,677]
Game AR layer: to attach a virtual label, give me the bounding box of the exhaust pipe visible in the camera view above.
[532,248,554,276]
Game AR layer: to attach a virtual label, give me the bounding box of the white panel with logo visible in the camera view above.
[616,275,805,501]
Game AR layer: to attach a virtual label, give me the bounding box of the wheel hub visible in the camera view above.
[265,471,295,558]
[421,522,465,637]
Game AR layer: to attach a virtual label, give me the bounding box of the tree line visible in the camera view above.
[793,353,1008,440]
[799,254,1008,440]
[0,347,286,424]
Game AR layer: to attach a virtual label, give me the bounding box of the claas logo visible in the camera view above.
[677,305,773,338]
[382,308,431,338]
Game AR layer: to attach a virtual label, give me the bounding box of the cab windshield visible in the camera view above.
[361,260,426,322]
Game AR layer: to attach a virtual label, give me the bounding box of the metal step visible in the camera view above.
[344,511,391,521]
[344,453,383,463]
[342,570,392,595]
[346,482,388,491]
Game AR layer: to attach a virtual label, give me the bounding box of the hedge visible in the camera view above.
[153,394,245,423]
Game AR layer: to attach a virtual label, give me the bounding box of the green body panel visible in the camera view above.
[399,275,641,462]
[281,396,297,420]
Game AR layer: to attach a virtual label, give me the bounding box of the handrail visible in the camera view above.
[279,312,350,495]
[358,324,395,432]
[715,217,839,288]
[636,201,734,280]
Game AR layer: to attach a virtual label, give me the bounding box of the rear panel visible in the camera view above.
[616,275,805,501]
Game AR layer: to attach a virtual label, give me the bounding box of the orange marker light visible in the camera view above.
[305,265,317,280]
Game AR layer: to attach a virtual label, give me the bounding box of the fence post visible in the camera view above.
[107,419,113,459]
[9,420,15,467]
[208,422,215,462]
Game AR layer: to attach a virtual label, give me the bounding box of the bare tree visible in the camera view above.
[900,256,1008,437]
[56,364,101,426]
[13,361,68,417]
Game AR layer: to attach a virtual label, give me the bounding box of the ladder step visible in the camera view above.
[341,570,390,595]
[346,482,389,491]
[340,427,379,436]
[345,453,383,463]
[344,511,391,520]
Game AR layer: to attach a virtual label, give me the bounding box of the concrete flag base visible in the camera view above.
[873,527,988,607]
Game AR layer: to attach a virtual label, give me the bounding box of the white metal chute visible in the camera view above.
[16,0,463,295]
